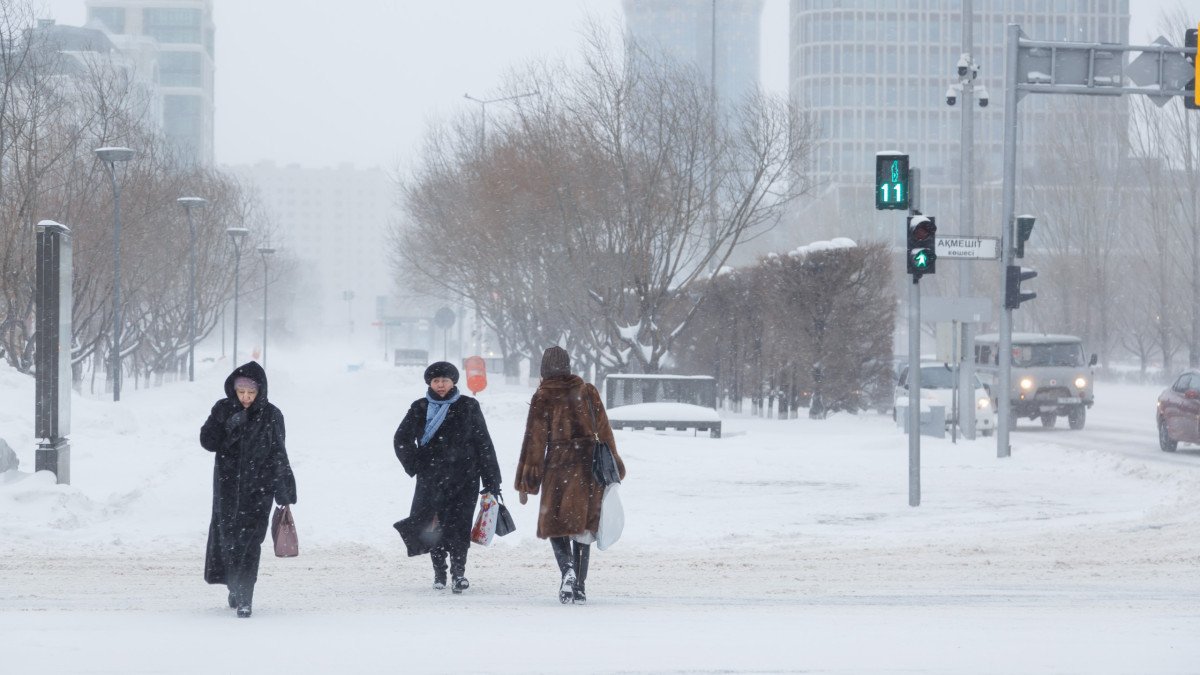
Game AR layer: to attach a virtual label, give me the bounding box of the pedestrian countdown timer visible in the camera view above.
[875,152,909,210]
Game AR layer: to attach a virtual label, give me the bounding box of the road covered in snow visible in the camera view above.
[2,346,1198,673]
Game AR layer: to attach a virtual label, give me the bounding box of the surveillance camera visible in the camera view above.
[945,86,957,106]
[957,54,971,78]
[977,85,990,107]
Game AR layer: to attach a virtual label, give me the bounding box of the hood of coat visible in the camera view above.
[223,361,269,403]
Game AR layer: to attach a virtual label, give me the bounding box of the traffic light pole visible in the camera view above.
[992,25,1199,457]
[996,24,1021,459]
[907,274,921,507]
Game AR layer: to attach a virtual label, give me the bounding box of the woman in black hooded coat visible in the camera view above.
[394,361,502,593]
[200,361,297,617]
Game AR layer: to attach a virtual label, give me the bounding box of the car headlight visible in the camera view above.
[977,397,990,409]
[1074,377,1087,389]
[1020,377,1034,390]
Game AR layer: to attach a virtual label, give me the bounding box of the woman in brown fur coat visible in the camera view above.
[515,346,626,603]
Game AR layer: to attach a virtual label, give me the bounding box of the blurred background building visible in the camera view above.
[226,161,393,340]
[622,0,765,114]
[85,0,214,165]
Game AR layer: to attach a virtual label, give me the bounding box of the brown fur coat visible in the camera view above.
[515,375,626,539]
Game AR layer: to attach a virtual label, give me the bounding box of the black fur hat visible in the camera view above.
[424,361,459,384]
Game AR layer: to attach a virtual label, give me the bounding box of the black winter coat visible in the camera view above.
[200,361,297,585]
[394,390,503,531]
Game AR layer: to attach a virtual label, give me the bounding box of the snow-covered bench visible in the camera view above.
[606,402,722,439]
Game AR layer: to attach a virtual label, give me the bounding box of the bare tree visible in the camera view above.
[392,21,818,375]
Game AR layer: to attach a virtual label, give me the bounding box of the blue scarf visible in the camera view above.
[421,388,461,447]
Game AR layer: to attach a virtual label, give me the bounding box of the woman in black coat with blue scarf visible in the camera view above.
[394,361,503,593]
[200,361,297,618]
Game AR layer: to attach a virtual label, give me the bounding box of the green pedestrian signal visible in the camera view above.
[875,152,909,210]
[906,215,936,278]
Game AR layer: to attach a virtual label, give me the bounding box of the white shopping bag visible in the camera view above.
[595,483,624,551]
[470,492,498,546]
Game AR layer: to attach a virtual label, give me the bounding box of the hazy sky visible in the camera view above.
[37,0,1199,171]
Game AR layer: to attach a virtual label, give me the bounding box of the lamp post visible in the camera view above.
[462,90,537,150]
[226,227,249,363]
[258,245,274,367]
[463,90,536,355]
[95,146,135,402]
[177,196,206,382]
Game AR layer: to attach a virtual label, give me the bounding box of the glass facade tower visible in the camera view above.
[788,0,1130,244]
[86,0,215,166]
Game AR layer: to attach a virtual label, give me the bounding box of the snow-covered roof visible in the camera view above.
[976,333,1083,345]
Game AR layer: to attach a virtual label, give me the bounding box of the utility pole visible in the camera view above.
[957,0,981,440]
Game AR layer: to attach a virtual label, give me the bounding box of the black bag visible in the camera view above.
[393,514,442,557]
[586,395,621,487]
[494,499,516,537]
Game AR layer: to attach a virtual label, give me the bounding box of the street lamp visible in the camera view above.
[95,146,135,402]
[463,91,536,355]
[462,90,537,151]
[177,196,206,382]
[226,227,249,363]
[258,245,274,367]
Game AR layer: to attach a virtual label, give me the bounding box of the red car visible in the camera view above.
[1157,370,1200,452]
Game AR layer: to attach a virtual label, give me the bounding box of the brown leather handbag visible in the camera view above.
[271,505,299,557]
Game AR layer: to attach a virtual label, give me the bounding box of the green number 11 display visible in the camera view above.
[875,152,909,210]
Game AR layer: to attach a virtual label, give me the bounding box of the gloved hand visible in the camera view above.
[224,409,247,432]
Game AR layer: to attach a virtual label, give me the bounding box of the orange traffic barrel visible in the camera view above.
[464,355,487,394]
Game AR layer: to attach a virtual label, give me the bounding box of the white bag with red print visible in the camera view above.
[470,492,499,546]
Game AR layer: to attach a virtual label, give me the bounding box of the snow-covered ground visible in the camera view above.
[3,344,1199,674]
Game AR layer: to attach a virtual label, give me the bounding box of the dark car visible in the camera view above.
[1156,370,1200,452]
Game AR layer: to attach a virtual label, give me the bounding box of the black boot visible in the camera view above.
[226,573,239,609]
[572,542,590,604]
[449,548,468,594]
[551,537,575,604]
[431,548,448,590]
[235,582,254,618]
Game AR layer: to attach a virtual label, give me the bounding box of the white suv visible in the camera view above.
[893,361,996,436]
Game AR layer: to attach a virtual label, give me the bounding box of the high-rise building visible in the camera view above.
[788,0,1130,244]
[622,0,766,111]
[25,20,162,132]
[86,0,214,166]
[226,161,394,338]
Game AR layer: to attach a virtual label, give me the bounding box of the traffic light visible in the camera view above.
[906,215,936,277]
[875,152,909,210]
[1004,265,1037,310]
[1187,27,1198,110]
[1015,215,1036,258]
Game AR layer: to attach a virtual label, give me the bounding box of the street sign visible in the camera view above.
[1128,37,1196,107]
[434,306,456,329]
[935,236,999,260]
